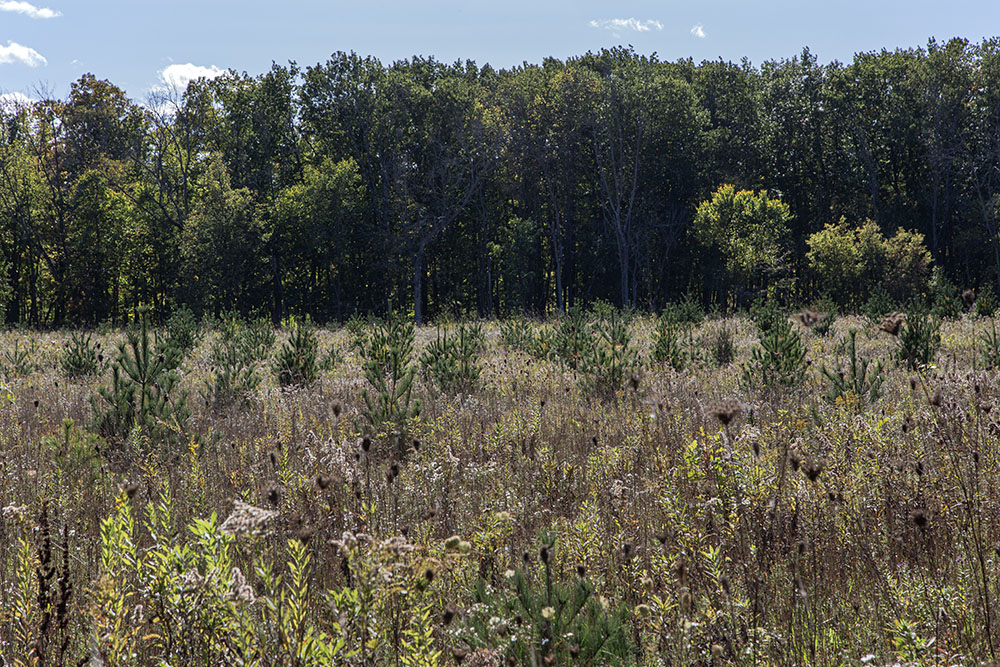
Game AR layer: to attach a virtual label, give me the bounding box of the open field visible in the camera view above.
[0,311,998,665]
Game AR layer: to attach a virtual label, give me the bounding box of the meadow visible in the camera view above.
[0,304,997,665]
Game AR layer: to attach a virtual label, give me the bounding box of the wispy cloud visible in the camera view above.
[690,23,707,39]
[589,18,664,33]
[0,1,60,19]
[158,63,226,93]
[0,42,47,67]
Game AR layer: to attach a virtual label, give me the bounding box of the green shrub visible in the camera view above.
[929,267,962,320]
[581,310,640,398]
[708,325,736,367]
[806,218,931,306]
[204,332,260,407]
[91,307,189,446]
[741,317,808,389]
[163,306,202,355]
[499,317,535,352]
[274,323,319,388]
[458,534,632,663]
[863,286,896,322]
[821,329,884,409]
[360,315,421,435]
[980,321,1000,370]
[894,313,941,370]
[661,292,704,328]
[976,285,999,317]
[2,339,36,376]
[420,322,484,394]
[60,331,105,378]
[651,317,685,370]
[553,306,592,370]
[749,296,785,335]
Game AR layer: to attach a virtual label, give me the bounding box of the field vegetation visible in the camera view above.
[1,294,999,665]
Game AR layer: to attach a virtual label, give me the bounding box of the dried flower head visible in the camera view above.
[879,313,905,336]
[796,309,822,328]
[221,501,279,537]
[803,459,824,482]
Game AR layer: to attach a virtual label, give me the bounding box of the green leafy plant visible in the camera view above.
[581,309,640,398]
[651,317,687,371]
[981,320,1000,370]
[2,339,37,376]
[553,306,593,371]
[360,315,422,435]
[894,313,940,370]
[976,286,999,317]
[708,325,736,367]
[458,534,632,663]
[420,322,485,394]
[91,307,189,446]
[60,331,105,378]
[499,317,536,352]
[163,306,202,356]
[274,322,319,388]
[821,329,884,409]
[741,317,808,389]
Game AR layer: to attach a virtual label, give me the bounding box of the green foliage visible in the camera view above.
[894,313,941,370]
[91,308,189,446]
[863,285,897,321]
[360,315,422,435]
[2,339,37,376]
[661,292,704,328]
[750,295,786,334]
[980,320,1000,370]
[581,309,640,398]
[60,331,105,377]
[651,317,685,370]
[163,306,202,355]
[708,324,736,367]
[274,322,319,388]
[821,329,884,409]
[692,184,791,288]
[499,317,535,351]
[204,332,261,407]
[420,322,484,394]
[553,306,593,370]
[929,267,962,319]
[976,285,999,317]
[741,317,808,389]
[459,535,632,663]
[807,218,932,306]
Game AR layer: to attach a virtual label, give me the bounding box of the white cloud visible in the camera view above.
[0,91,34,109]
[158,63,225,93]
[589,18,664,33]
[0,1,60,19]
[0,41,47,67]
[690,23,707,39]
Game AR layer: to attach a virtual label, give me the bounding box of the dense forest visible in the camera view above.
[1,37,999,326]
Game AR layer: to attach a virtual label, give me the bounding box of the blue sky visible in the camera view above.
[2,0,1000,102]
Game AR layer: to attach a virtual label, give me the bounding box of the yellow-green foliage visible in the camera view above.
[806,217,932,305]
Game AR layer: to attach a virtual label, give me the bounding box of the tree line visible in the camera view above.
[0,37,998,326]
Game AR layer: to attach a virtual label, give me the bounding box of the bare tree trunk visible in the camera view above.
[413,243,425,325]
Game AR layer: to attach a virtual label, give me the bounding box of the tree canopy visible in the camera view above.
[0,38,998,325]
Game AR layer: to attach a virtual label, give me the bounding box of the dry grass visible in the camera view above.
[0,314,998,665]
